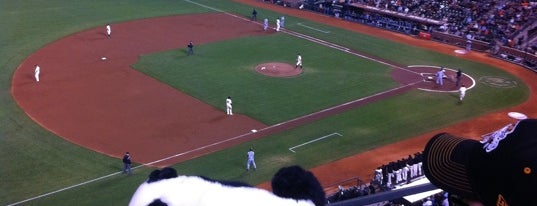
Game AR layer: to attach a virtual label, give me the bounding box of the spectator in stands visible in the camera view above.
[368,184,376,194]
[441,192,449,206]
[423,119,537,206]
[422,197,433,206]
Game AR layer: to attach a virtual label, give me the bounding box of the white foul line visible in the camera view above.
[7,172,122,206]
[297,22,331,33]
[283,29,421,75]
[289,132,342,153]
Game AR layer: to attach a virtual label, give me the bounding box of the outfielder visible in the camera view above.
[34,64,40,82]
[295,53,302,69]
[226,96,233,115]
[246,148,256,171]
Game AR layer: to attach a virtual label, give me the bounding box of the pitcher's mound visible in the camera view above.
[255,62,303,77]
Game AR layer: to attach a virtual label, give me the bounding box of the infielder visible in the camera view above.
[34,64,40,82]
[276,18,281,32]
[295,53,302,69]
[263,18,268,31]
[459,84,467,102]
[106,24,111,38]
[246,148,256,171]
[226,96,233,115]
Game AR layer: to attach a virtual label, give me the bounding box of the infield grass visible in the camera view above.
[0,0,529,205]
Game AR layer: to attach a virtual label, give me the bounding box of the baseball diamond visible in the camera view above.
[3,0,537,205]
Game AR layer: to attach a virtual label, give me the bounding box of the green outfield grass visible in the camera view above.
[0,0,529,205]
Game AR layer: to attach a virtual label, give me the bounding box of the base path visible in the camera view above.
[240,0,537,190]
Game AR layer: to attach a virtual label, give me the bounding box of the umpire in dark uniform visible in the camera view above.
[252,9,257,21]
[122,152,132,175]
[187,41,194,56]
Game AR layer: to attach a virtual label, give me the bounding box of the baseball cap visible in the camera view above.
[422,118,537,206]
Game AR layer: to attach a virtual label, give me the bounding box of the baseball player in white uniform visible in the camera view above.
[436,68,445,86]
[226,96,233,115]
[459,84,467,102]
[34,64,40,82]
[106,24,111,38]
[263,18,268,31]
[295,54,302,69]
[246,148,256,171]
[276,18,280,32]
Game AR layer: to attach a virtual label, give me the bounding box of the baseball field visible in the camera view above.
[1,0,535,205]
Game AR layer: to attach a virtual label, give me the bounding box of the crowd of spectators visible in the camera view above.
[296,0,537,52]
[265,0,537,70]
[326,183,378,203]
[416,192,449,206]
